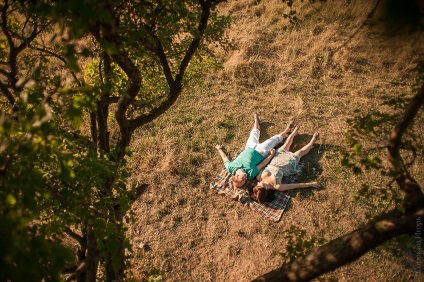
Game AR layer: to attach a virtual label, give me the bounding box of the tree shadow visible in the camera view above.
[257,121,275,140]
[373,235,424,274]
[381,0,424,35]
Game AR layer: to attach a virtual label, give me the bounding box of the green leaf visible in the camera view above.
[353,143,362,155]
[5,194,17,207]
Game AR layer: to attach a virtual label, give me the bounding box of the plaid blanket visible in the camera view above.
[210,163,304,222]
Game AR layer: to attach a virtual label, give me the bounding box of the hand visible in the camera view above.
[215,144,223,150]
[269,148,275,156]
[309,182,323,189]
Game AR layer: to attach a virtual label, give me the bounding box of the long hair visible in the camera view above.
[248,185,275,203]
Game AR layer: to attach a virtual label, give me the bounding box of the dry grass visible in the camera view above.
[124,1,424,281]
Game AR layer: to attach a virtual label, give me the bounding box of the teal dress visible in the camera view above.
[224,147,264,180]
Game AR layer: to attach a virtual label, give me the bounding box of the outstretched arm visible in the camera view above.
[256,148,275,171]
[274,181,322,191]
[215,144,230,163]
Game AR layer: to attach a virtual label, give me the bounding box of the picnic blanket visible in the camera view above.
[210,162,304,222]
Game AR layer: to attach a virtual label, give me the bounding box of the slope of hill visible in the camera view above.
[126,1,424,281]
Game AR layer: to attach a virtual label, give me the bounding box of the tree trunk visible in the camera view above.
[73,226,100,282]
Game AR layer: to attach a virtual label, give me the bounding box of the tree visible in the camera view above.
[0,0,228,281]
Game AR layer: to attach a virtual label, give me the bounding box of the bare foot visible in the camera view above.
[253,112,261,125]
[312,132,319,141]
[281,120,295,136]
[292,124,300,135]
[310,182,323,189]
[287,120,295,129]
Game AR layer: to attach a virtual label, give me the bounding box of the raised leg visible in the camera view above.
[281,124,300,151]
[254,120,295,155]
[253,112,261,130]
[278,120,293,137]
[245,113,261,149]
[294,132,319,158]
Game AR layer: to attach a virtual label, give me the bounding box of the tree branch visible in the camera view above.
[253,209,424,282]
[0,0,43,106]
[177,0,213,80]
[98,96,118,106]
[0,0,16,106]
[89,112,97,149]
[64,227,85,248]
[1,1,14,52]
[15,24,39,55]
[387,82,424,211]
[89,20,142,142]
[31,45,82,86]
[64,253,100,282]
[0,80,15,105]
[254,84,424,281]
[2,7,38,92]
[95,52,113,153]
[128,0,216,130]
[141,24,174,87]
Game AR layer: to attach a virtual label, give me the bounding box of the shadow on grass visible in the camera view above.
[257,121,275,140]
[281,136,340,213]
[257,120,295,141]
[372,234,424,275]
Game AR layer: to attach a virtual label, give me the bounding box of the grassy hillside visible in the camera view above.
[125,1,424,281]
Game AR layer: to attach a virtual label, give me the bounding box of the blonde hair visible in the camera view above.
[231,176,246,188]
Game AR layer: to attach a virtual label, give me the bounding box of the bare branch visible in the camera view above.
[388,82,424,166]
[253,209,424,282]
[387,82,424,211]
[0,0,17,96]
[131,100,148,107]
